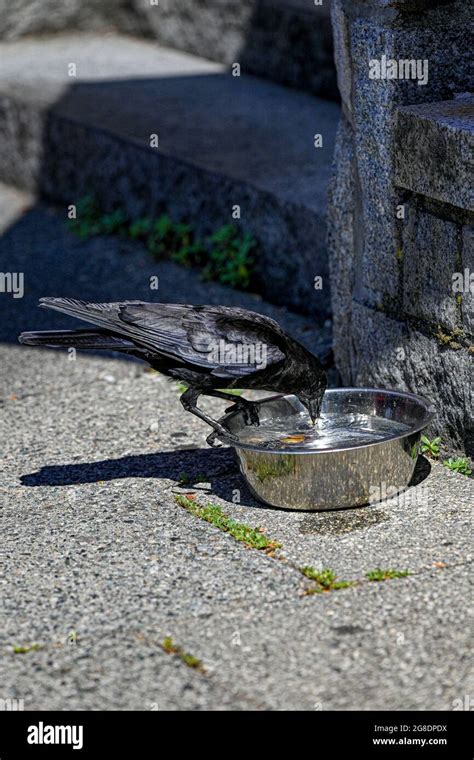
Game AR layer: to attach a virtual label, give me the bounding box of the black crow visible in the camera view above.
[19,298,327,445]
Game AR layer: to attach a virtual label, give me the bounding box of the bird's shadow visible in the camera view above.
[21,446,232,486]
[19,445,262,504]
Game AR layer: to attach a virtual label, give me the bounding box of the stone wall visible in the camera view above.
[0,0,143,39]
[328,0,473,454]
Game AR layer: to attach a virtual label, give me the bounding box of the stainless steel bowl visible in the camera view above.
[216,388,435,511]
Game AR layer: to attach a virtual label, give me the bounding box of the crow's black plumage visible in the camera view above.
[19,298,327,444]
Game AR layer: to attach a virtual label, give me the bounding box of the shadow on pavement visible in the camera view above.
[409,455,431,486]
[20,448,432,514]
[20,446,236,487]
[19,443,265,508]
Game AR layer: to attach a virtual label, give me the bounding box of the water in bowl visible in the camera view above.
[235,411,411,450]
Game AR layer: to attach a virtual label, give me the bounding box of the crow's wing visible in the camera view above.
[122,303,288,377]
[39,299,287,377]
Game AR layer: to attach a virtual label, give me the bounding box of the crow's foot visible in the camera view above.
[225,398,261,426]
[206,427,239,448]
[180,387,244,445]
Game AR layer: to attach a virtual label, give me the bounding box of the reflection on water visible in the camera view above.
[236,411,411,451]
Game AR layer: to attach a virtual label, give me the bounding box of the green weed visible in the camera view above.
[443,457,472,476]
[300,566,355,593]
[420,435,441,459]
[174,494,280,552]
[68,197,256,290]
[366,568,411,582]
[160,637,205,672]
[13,643,42,654]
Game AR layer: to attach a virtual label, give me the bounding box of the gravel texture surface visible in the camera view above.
[1,344,472,711]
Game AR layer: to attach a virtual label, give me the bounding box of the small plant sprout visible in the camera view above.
[98,209,128,235]
[442,457,472,476]
[366,568,411,582]
[300,566,354,593]
[420,435,441,458]
[160,637,205,672]
[66,195,101,238]
[13,642,42,654]
[128,217,153,240]
[202,224,255,289]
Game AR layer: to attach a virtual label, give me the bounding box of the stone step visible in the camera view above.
[134,0,338,100]
[0,182,334,368]
[0,33,340,318]
[395,96,474,212]
[1,1,337,100]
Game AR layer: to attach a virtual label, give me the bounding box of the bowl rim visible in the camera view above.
[215,387,436,454]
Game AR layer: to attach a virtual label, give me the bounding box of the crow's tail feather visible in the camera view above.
[38,297,141,329]
[18,329,136,350]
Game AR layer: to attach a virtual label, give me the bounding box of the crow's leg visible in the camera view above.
[180,387,238,446]
[203,390,261,426]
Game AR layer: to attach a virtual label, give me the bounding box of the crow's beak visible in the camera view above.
[300,397,319,425]
[307,398,323,426]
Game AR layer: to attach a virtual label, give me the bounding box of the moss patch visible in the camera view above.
[160,637,206,673]
[300,566,355,594]
[366,568,411,582]
[174,494,281,553]
[13,643,43,654]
